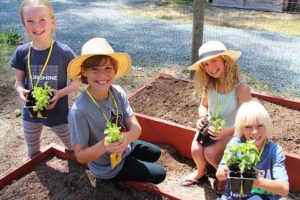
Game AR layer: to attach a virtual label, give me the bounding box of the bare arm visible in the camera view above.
[198,97,208,118]
[73,115,141,163]
[48,79,81,109]
[216,165,228,182]
[253,177,289,196]
[236,82,252,105]
[122,115,142,144]
[14,69,29,101]
[73,140,107,163]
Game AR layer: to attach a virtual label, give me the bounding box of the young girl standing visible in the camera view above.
[180,41,251,194]
[216,100,289,199]
[67,38,166,184]
[10,0,80,158]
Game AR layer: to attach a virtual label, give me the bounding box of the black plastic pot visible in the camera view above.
[228,167,256,195]
[196,123,215,146]
[228,166,242,193]
[242,169,256,194]
[24,90,47,118]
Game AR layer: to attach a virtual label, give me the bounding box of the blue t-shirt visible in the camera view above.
[68,85,134,179]
[219,136,289,200]
[10,41,76,126]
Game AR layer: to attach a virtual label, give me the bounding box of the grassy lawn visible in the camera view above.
[123,1,300,36]
[0,31,21,97]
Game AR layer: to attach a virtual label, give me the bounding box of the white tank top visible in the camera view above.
[208,80,243,128]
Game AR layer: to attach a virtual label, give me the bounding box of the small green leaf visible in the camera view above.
[32,82,52,112]
[15,108,21,117]
[104,122,123,143]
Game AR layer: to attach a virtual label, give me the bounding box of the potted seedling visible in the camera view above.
[196,112,225,146]
[24,82,52,118]
[224,141,260,195]
[104,122,124,169]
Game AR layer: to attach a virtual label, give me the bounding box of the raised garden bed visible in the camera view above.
[1,74,299,199]
[129,73,300,192]
[0,144,218,199]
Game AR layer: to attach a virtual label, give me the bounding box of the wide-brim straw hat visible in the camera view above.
[189,41,241,71]
[68,38,131,80]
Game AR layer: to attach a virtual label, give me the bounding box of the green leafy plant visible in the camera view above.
[32,82,52,112]
[209,112,225,132]
[104,122,124,144]
[15,108,22,117]
[104,122,124,169]
[7,28,22,45]
[224,140,260,172]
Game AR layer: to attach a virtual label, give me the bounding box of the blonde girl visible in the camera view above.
[10,0,80,158]
[179,41,251,195]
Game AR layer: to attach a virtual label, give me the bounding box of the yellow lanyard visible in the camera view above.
[258,141,266,159]
[85,88,119,124]
[215,80,226,113]
[27,40,54,88]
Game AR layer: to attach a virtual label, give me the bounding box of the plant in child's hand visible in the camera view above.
[210,111,225,132]
[104,122,124,144]
[224,140,260,194]
[224,140,260,172]
[32,82,52,112]
[104,122,124,169]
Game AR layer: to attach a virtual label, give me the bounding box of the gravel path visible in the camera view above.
[1,0,299,95]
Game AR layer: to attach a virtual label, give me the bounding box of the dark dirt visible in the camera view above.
[129,76,300,155]
[0,156,164,200]
[1,74,299,200]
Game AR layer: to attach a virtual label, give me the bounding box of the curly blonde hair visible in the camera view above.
[193,55,240,97]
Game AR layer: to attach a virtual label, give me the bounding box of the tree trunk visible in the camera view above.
[190,0,205,79]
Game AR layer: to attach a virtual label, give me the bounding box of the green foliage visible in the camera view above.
[209,112,225,132]
[15,108,22,117]
[104,122,124,143]
[0,28,22,45]
[32,82,52,112]
[7,28,22,45]
[0,31,21,76]
[159,15,173,20]
[224,141,260,172]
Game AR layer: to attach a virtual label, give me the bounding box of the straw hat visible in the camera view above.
[67,38,131,80]
[189,41,241,71]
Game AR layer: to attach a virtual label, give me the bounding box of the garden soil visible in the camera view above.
[0,71,299,199]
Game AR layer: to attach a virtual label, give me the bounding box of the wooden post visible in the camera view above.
[190,0,205,79]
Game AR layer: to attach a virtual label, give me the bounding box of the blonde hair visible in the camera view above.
[20,0,55,26]
[234,100,272,139]
[193,55,240,97]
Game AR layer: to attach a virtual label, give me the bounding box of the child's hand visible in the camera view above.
[16,87,30,102]
[209,128,227,141]
[196,116,208,130]
[219,165,228,180]
[104,139,127,154]
[48,89,61,109]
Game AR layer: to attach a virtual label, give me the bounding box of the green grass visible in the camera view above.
[244,72,299,99]
[124,2,300,36]
[0,30,21,76]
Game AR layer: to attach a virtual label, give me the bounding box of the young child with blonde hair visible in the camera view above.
[216,100,289,199]
[10,0,80,158]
